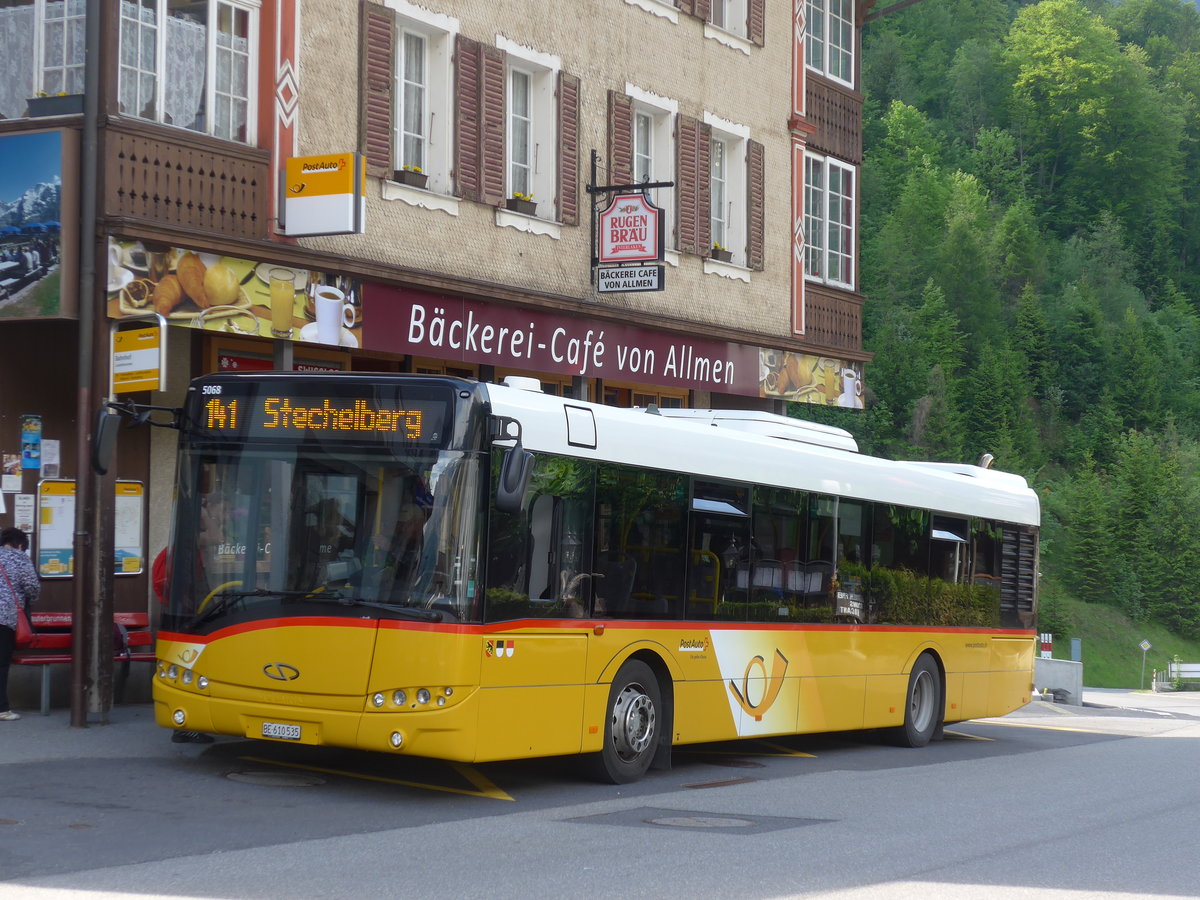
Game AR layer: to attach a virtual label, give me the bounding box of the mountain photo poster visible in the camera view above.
[0,129,75,319]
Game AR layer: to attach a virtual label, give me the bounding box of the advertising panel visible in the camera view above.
[0,129,78,319]
[106,237,363,350]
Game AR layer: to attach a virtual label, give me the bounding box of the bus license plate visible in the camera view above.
[262,721,301,741]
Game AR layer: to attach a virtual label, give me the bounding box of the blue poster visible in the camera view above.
[21,414,41,470]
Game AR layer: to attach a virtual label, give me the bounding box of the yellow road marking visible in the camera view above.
[239,755,515,801]
[756,740,818,757]
[943,729,994,742]
[975,720,1101,735]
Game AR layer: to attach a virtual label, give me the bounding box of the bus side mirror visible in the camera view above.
[92,408,121,475]
[495,441,533,514]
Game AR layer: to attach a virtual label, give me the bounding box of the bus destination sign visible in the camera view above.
[191,382,450,446]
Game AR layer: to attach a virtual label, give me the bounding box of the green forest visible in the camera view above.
[801,0,1200,647]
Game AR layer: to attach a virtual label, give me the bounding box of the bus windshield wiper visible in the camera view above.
[187,588,318,628]
[298,592,443,622]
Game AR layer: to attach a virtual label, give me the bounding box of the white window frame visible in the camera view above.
[0,0,85,118]
[396,29,427,172]
[116,0,260,144]
[804,152,855,290]
[499,37,559,220]
[385,2,457,200]
[704,112,748,269]
[627,84,677,261]
[41,0,85,95]
[119,0,159,122]
[806,0,854,87]
[711,0,747,37]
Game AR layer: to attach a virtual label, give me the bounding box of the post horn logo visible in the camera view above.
[263,663,300,681]
[728,649,789,721]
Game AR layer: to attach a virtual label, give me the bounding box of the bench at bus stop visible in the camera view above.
[12,612,156,715]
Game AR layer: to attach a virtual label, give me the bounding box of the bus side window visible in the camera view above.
[485,451,596,621]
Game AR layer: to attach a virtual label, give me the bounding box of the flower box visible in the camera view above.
[709,247,733,263]
[392,169,428,189]
[26,94,84,117]
[504,197,537,216]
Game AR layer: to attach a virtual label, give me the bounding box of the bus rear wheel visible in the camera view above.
[892,653,941,748]
[588,659,661,784]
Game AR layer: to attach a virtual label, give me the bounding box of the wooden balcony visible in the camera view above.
[102,118,270,241]
[804,283,863,353]
[805,76,862,164]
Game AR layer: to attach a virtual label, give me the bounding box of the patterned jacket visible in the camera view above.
[0,546,39,630]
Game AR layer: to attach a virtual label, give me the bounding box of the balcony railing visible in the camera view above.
[103,118,270,241]
[804,283,863,353]
[805,77,862,164]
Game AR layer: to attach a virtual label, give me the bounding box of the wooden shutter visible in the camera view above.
[455,38,505,206]
[748,0,765,46]
[676,0,696,16]
[454,35,483,202]
[480,45,506,206]
[695,0,712,22]
[360,0,395,178]
[676,115,711,256]
[557,71,580,226]
[746,138,765,270]
[606,90,634,188]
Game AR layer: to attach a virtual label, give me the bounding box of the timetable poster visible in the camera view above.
[37,480,145,577]
[113,481,144,575]
[38,478,74,577]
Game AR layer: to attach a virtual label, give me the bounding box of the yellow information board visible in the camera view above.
[112,325,163,393]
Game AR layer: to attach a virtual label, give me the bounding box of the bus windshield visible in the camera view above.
[161,443,486,632]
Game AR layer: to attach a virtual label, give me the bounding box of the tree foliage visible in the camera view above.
[841,0,1200,638]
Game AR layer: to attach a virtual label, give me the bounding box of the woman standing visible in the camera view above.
[0,527,39,721]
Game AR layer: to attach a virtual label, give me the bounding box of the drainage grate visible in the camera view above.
[567,806,834,835]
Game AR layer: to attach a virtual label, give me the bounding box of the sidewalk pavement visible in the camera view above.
[1080,686,1200,717]
[0,703,211,766]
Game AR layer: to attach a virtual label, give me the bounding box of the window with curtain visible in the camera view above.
[116,0,258,144]
[397,29,427,172]
[508,68,532,199]
[0,0,84,120]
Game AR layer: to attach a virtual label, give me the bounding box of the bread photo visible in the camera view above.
[176,251,210,308]
[151,274,184,315]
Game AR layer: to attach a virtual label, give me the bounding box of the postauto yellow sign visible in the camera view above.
[283,153,365,236]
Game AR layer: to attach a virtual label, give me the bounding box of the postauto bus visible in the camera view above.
[153,373,1039,782]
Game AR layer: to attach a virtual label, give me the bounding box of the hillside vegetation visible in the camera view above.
[1041,595,1200,687]
[800,0,1200,648]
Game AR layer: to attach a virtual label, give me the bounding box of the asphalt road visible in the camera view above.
[3,689,1199,900]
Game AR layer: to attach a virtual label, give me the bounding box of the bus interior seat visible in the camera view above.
[595,557,636,615]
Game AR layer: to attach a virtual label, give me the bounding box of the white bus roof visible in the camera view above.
[485,379,1040,527]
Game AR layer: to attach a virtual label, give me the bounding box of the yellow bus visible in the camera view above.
[153,373,1038,782]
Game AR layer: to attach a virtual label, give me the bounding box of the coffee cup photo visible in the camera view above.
[315,286,355,344]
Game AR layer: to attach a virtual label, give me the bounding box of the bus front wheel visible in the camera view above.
[892,653,941,748]
[588,659,661,784]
